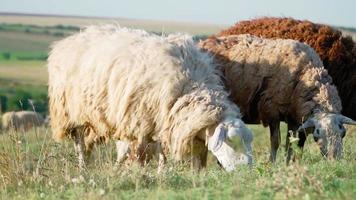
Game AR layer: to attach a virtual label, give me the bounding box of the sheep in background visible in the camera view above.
[199,34,356,162]
[48,25,253,171]
[1,111,19,131]
[44,115,50,127]
[1,111,44,131]
[218,17,356,120]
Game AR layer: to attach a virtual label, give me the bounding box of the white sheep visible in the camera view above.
[47,25,253,171]
[199,34,356,162]
[1,111,44,131]
[1,111,19,131]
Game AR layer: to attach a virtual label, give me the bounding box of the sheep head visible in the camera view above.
[208,118,253,171]
[298,113,356,159]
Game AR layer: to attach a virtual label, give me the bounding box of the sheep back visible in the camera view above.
[1,111,19,130]
[218,17,356,119]
[199,34,341,125]
[48,25,240,160]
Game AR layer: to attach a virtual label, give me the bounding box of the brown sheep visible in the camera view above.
[199,34,356,162]
[218,17,356,120]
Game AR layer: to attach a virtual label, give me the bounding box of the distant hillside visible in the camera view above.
[0,13,225,35]
[337,26,356,40]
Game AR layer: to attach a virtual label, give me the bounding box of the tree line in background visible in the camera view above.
[0,88,48,115]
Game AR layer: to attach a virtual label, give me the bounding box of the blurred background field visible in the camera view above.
[0,13,227,114]
[0,13,356,115]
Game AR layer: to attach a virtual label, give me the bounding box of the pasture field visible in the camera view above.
[0,125,355,199]
[0,60,48,113]
[0,13,225,35]
[0,13,356,199]
[0,61,47,85]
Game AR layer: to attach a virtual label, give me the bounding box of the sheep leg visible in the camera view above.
[296,130,307,158]
[115,140,130,165]
[72,128,86,171]
[156,142,166,173]
[286,122,298,164]
[83,128,96,161]
[190,140,208,170]
[269,121,280,163]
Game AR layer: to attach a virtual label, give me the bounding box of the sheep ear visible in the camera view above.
[297,118,315,132]
[337,115,356,125]
[208,124,226,152]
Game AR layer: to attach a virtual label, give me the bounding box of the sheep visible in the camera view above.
[199,34,356,162]
[44,115,50,127]
[218,17,356,121]
[1,111,19,131]
[1,111,44,131]
[47,25,254,171]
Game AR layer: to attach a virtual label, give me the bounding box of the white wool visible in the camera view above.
[1,111,44,131]
[48,25,249,165]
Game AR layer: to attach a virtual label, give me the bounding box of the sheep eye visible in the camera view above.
[338,124,343,130]
[316,129,320,135]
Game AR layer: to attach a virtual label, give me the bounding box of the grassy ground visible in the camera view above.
[0,60,48,113]
[0,61,47,85]
[0,125,355,199]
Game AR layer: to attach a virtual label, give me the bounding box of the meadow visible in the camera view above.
[0,13,356,199]
[0,125,355,199]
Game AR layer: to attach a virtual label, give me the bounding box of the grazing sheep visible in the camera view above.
[48,25,253,171]
[1,111,19,131]
[199,34,356,162]
[218,17,356,120]
[1,111,44,131]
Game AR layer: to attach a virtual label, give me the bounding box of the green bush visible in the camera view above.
[0,89,48,114]
[2,52,11,60]
[8,90,32,110]
[0,95,7,112]
[53,32,65,37]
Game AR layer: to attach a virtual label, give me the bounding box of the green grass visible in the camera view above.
[0,31,57,53]
[0,60,47,85]
[0,125,355,199]
[0,60,48,113]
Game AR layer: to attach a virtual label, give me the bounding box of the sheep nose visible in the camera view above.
[313,136,318,142]
[341,130,346,138]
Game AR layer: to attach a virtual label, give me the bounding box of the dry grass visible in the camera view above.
[0,61,47,85]
[0,124,355,199]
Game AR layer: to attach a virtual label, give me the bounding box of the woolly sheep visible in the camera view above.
[218,17,356,120]
[1,111,19,131]
[47,25,254,171]
[1,111,44,131]
[199,34,356,162]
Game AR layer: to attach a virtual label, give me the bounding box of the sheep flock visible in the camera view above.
[43,17,356,172]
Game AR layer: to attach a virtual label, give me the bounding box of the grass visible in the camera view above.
[0,60,48,113]
[0,31,58,53]
[0,125,355,199]
[0,60,47,85]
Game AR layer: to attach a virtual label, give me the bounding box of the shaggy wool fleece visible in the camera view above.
[199,34,342,126]
[48,25,241,161]
[218,17,356,120]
